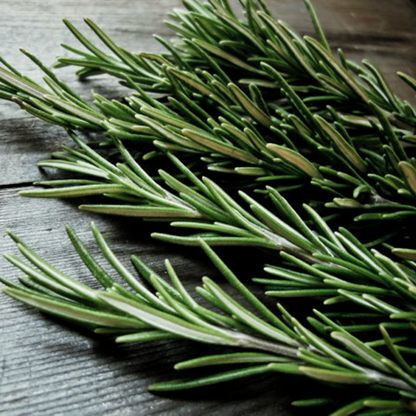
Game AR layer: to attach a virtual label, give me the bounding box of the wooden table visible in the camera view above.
[1,1,415,414]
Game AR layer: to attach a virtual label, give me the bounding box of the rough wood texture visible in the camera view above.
[1,1,416,415]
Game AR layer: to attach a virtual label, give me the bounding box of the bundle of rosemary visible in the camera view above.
[2,0,416,414]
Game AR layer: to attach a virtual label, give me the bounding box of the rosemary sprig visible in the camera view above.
[18,133,416,319]
[2,226,416,415]
[55,0,416,129]
[3,50,416,231]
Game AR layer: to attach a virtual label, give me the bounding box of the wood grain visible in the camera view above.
[1,1,416,415]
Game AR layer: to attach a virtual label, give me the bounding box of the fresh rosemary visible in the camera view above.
[2,0,416,414]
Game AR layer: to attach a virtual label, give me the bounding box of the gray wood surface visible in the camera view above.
[1,1,416,415]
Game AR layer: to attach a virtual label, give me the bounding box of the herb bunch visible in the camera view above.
[2,0,416,414]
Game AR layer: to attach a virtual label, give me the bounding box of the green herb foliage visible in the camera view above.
[2,0,416,414]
